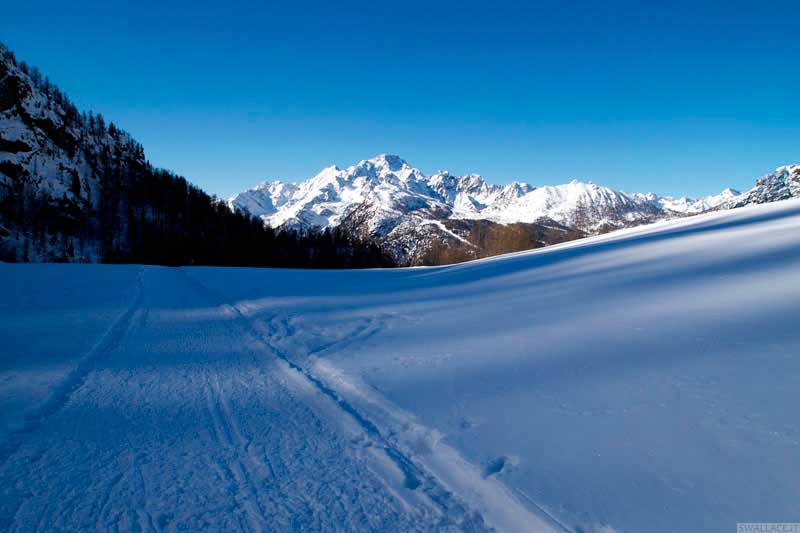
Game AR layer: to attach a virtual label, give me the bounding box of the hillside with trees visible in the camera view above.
[0,43,393,268]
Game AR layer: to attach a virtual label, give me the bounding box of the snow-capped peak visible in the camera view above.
[227,179,298,216]
[228,156,800,264]
[368,154,407,170]
[349,154,410,177]
[775,164,800,174]
[230,155,664,244]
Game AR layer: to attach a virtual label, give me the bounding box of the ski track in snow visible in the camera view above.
[1,263,549,532]
[0,267,148,464]
[251,314,570,533]
[3,199,800,532]
[176,268,555,532]
[179,199,800,533]
[0,268,461,531]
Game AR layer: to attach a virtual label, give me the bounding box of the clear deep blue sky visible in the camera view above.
[3,0,799,197]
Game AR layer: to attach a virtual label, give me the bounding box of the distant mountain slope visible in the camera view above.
[231,154,796,265]
[725,165,799,208]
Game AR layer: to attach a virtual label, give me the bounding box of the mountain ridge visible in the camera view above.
[230,154,798,264]
[2,36,797,267]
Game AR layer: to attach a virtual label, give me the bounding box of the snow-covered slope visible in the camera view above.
[188,198,800,532]
[230,155,789,264]
[3,198,800,532]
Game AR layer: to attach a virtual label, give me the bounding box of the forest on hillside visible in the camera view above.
[0,43,394,268]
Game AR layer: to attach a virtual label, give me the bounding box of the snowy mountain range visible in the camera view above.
[2,38,799,267]
[229,155,799,264]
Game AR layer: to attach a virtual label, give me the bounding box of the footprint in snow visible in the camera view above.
[483,455,519,478]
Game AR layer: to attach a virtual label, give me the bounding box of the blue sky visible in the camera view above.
[3,0,799,198]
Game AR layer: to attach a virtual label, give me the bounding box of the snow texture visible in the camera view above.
[2,198,800,532]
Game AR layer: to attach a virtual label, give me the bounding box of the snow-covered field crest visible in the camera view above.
[2,199,800,532]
